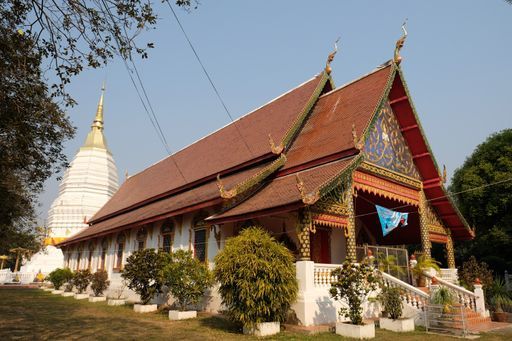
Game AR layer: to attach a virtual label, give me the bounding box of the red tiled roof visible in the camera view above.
[282,64,393,171]
[207,158,356,223]
[90,74,327,222]
[59,161,272,246]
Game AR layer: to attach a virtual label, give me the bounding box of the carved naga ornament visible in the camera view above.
[325,37,340,75]
[268,134,284,155]
[216,174,237,199]
[394,20,408,65]
[296,174,321,205]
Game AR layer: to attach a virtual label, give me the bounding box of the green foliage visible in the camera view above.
[47,268,73,290]
[122,248,170,305]
[214,227,298,327]
[163,250,213,311]
[487,278,512,312]
[375,253,404,276]
[91,270,110,297]
[329,260,379,325]
[458,256,493,291]
[431,287,454,313]
[73,269,92,294]
[411,255,441,279]
[451,129,512,274]
[378,286,403,320]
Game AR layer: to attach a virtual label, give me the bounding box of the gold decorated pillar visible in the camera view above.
[446,232,456,269]
[346,186,357,262]
[297,209,312,261]
[419,190,432,258]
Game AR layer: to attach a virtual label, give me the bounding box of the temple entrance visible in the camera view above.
[431,242,448,268]
[310,228,331,263]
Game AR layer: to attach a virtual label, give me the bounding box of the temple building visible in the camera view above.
[58,36,478,325]
[22,88,119,274]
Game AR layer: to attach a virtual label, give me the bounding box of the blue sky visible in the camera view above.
[37,1,512,224]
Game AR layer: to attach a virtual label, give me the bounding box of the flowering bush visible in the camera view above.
[329,260,379,325]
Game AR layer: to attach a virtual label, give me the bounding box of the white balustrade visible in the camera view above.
[439,268,459,284]
[380,271,430,311]
[313,263,340,287]
[423,271,478,313]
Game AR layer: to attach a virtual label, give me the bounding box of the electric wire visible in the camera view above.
[164,0,254,157]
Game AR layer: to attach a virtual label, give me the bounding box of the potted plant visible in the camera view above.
[121,248,170,313]
[107,279,128,306]
[329,260,379,339]
[164,250,213,320]
[47,268,66,294]
[73,269,92,299]
[411,255,440,287]
[214,227,297,337]
[488,278,512,322]
[378,286,414,332]
[89,270,110,302]
[431,286,454,314]
[61,268,75,296]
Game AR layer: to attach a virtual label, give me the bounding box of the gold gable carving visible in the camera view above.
[363,103,421,180]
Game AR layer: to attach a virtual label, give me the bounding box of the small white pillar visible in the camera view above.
[473,279,486,316]
[292,261,316,326]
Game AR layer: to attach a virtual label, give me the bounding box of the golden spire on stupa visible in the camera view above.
[83,82,109,150]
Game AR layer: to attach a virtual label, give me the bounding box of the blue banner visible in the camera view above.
[376,205,408,236]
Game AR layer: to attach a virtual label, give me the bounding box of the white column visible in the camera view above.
[474,283,486,316]
[292,261,316,326]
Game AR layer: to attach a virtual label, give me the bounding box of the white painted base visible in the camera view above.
[336,322,375,339]
[169,310,197,320]
[51,290,63,294]
[379,317,415,332]
[108,299,126,306]
[134,304,158,313]
[74,293,89,300]
[243,322,281,337]
[61,292,74,297]
[89,296,107,303]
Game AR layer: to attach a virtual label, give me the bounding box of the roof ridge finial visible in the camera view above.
[325,37,340,75]
[394,19,408,65]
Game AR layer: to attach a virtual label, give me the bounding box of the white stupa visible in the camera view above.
[21,86,119,274]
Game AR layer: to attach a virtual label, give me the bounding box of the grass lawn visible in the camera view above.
[0,289,511,340]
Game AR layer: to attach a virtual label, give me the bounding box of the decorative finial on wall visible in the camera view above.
[442,165,447,184]
[351,123,364,150]
[325,37,340,75]
[268,134,284,155]
[394,19,408,65]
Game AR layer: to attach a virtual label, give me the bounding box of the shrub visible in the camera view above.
[329,260,379,325]
[47,268,66,290]
[122,248,170,304]
[458,256,493,291]
[214,227,297,328]
[73,269,92,294]
[431,286,454,313]
[163,250,213,311]
[487,278,512,312]
[91,270,110,297]
[62,268,74,292]
[379,286,403,320]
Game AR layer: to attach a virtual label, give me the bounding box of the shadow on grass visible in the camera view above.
[198,315,242,335]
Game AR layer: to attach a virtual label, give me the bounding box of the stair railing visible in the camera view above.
[380,271,429,311]
[423,271,478,312]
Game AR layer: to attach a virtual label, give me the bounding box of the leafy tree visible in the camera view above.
[91,270,110,297]
[0,0,195,256]
[163,249,213,311]
[451,129,512,274]
[214,227,298,328]
[73,269,92,294]
[47,267,73,290]
[458,256,493,291]
[329,260,379,325]
[121,248,170,305]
